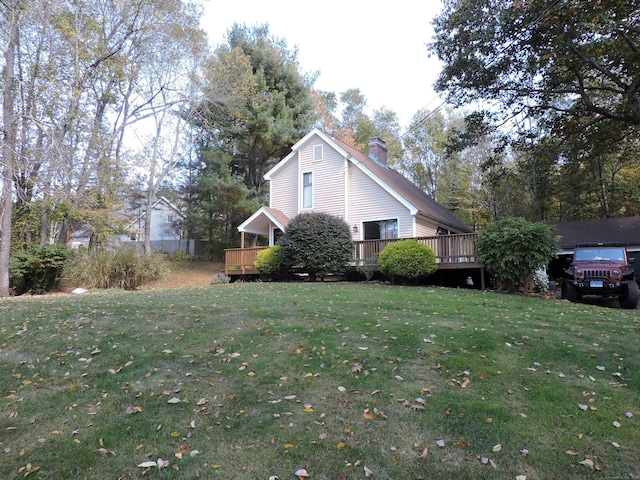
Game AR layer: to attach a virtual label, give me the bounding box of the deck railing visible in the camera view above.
[354,233,479,266]
[225,233,480,275]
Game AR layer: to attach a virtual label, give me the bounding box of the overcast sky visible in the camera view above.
[200,1,445,129]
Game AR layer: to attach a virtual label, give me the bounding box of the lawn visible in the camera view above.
[1,281,638,480]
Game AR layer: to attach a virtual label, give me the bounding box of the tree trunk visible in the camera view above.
[0,10,19,297]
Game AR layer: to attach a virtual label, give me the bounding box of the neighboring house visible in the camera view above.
[238,128,472,246]
[549,216,640,281]
[127,196,184,242]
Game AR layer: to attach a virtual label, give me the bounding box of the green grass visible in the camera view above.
[1,283,638,480]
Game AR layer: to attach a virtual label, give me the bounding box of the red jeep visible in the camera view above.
[562,242,638,309]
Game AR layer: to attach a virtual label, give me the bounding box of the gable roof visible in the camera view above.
[238,206,289,234]
[129,196,184,225]
[552,217,640,252]
[265,129,472,233]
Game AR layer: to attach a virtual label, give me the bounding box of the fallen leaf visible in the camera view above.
[138,461,157,468]
[418,447,428,458]
[23,465,40,477]
[436,439,445,448]
[295,468,309,478]
[566,450,580,456]
[579,458,594,469]
[157,458,169,469]
[613,420,621,428]
[492,444,502,452]
[516,476,527,480]
[363,409,374,420]
[336,442,347,449]
[167,397,181,404]
[364,465,374,477]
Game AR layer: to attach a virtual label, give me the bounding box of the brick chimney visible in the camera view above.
[368,137,388,167]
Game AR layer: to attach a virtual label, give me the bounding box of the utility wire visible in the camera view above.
[388,0,564,148]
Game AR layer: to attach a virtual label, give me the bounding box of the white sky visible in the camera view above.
[200,1,445,129]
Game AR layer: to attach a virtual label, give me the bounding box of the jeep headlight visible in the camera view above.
[574,269,584,280]
[611,269,621,280]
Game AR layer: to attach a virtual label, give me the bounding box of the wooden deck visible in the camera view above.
[224,234,484,286]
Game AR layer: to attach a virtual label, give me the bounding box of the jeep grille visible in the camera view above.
[583,270,610,281]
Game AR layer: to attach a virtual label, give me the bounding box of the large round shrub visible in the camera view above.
[378,239,437,282]
[254,245,284,278]
[278,212,354,281]
[475,216,558,290]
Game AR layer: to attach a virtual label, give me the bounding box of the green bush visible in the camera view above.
[279,212,354,281]
[63,249,167,290]
[9,244,72,295]
[475,217,558,290]
[378,240,437,282]
[254,245,284,277]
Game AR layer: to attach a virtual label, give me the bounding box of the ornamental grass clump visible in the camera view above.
[63,249,167,290]
[378,239,437,283]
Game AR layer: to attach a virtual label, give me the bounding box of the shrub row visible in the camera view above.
[9,247,167,294]
[254,212,437,283]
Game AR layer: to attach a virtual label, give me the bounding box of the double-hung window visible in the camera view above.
[302,172,313,209]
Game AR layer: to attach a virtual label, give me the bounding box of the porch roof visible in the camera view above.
[237,207,289,235]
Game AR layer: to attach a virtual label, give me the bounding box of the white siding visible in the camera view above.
[270,152,299,218]
[297,138,346,218]
[348,163,414,239]
[415,216,438,237]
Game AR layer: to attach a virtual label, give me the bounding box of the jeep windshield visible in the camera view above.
[574,247,625,262]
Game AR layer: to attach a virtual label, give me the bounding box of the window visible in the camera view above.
[313,144,323,162]
[302,172,313,209]
[363,219,398,240]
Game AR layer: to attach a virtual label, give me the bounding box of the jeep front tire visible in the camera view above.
[619,280,639,309]
[561,281,578,302]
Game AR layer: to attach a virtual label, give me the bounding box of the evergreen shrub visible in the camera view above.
[475,217,558,290]
[279,212,354,281]
[378,239,437,282]
[254,245,284,277]
[63,249,167,290]
[9,245,72,295]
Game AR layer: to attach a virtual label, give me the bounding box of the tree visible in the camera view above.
[197,23,317,199]
[188,149,259,257]
[430,0,640,152]
[437,0,639,121]
[475,217,558,290]
[0,0,20,296]
[278,212,353,282]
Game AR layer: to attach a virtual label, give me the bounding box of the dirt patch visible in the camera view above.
[141,261,224,290]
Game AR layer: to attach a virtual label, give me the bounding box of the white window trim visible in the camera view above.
[301,171,313,210]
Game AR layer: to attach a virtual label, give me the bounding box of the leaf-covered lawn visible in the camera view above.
[1,283,638,479]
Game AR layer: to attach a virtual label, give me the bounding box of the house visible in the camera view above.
[111,196,202,255]
[127,196,184,243]
[227,128,483,284]
[549,216,640,281]
[238,128,472,246]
